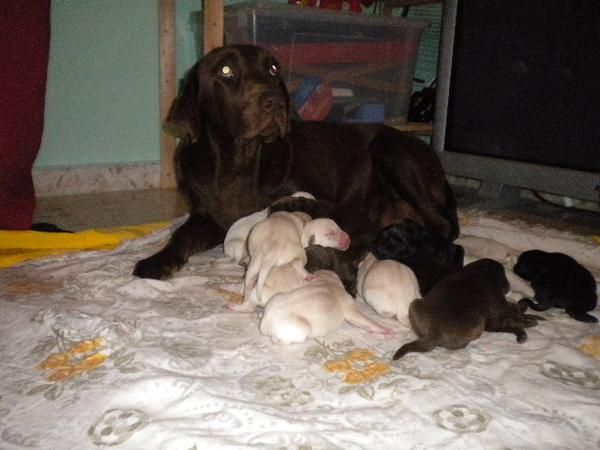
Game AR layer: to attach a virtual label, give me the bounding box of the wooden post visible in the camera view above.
[159,0,177,188]
[203,0,224,53]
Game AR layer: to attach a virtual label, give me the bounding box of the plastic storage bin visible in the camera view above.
[223,1,430,123]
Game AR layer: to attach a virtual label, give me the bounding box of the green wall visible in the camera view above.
[37,0,201,168]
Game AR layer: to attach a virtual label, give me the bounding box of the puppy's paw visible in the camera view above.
[517,298,534,313]
[305,273,317,282]
[371,325,395,338]
[228,302,256,313]
[516,329,528,343]
[567,310,599,323]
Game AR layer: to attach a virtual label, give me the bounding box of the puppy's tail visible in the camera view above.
[393,339,435,360]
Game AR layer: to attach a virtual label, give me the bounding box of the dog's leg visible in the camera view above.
[486,316,529,343]
[393,339,435,360]
[566,309,599,323]
[343,303,393,336]
[133,214,225,279]
[518,298,552,312]
[522,313,545,324]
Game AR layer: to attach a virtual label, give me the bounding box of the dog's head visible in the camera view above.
[513,249,550,280]
[373,219,439,260]
[165,45,290,143]
[466,258,510,295]
[302,218,351,251]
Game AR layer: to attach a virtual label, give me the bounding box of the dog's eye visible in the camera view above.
[219,65,234,78]
[269,64,279,76]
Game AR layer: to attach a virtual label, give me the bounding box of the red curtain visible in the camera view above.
[0,0,51,229]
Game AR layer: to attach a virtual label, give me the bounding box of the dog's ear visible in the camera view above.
[162,64,203,141]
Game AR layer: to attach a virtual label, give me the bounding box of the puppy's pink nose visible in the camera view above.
[339,233,351,251]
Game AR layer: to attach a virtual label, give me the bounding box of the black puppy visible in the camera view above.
[514,249,598,323]
[393,258,541,360]
[372,219,464,295]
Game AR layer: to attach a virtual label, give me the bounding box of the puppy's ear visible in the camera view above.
[162,64,203,141]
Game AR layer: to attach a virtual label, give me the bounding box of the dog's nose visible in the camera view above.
[261,94,285,112]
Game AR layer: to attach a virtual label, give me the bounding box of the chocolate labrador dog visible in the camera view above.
[133,44,459,280]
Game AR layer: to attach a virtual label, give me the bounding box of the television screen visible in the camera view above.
[433,0,600,202]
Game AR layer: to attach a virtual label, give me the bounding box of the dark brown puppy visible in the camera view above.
[393,259,540,360]
[133,44,458,280]
[515,250,598,323]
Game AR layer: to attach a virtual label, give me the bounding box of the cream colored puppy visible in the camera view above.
[224,209,268,266]
[356,252,421,321]
[258,259,309,308]
[223,191,315,266]
[260,270,392,344]
[231,213,351,312]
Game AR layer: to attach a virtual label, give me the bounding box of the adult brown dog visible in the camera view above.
[133,44,458,280]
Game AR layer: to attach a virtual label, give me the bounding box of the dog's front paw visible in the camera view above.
[133,252,183,280]
[515,329,528,343]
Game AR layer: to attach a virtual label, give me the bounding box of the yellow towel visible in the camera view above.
[0,222,171,269]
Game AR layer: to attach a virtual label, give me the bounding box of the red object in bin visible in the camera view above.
[264,41,419,66]
[297,81,333,121]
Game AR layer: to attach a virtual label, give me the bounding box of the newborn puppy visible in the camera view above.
[259,260,309,307]
[393,258,541,360]
[224,191,315,265]
[259,270,392,344]
[372,219,464,295]
[304,245,358,294]
[270,195,380,295]
[233,213,350,312]
[514,249,598,323]
[303,218,351,251]
[356,252,421,321]
[224,208,267,265]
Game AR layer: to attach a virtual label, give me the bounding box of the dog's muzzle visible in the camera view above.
[257,91,288,139]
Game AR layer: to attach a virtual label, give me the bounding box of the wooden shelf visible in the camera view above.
[387,120,433,135]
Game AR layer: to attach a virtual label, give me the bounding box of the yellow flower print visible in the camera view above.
[324,360,352,372]
[37,337,108,382]
[459,216,473,226]
[324,348,391,385]
[344,372,366,384]
[346,349,374,362]
[578,335,600,359]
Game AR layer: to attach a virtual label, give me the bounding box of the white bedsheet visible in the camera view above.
[1,211,599,449]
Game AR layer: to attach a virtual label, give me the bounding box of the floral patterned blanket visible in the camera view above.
[1,211,599,449]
